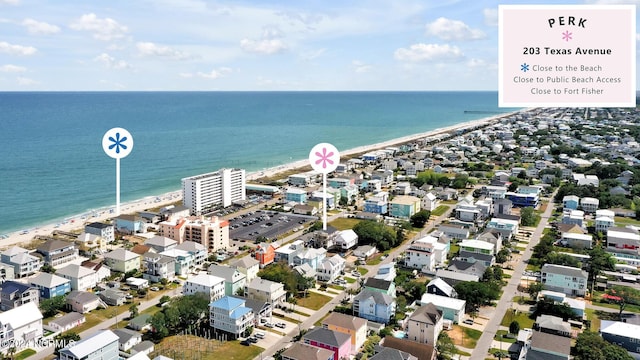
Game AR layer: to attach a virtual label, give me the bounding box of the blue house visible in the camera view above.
[364,199,388,214]
[506,192,539,207]
[114,214,145,234]
[30,272,71,299]
[562,195,580,211]
[353,289,396,324]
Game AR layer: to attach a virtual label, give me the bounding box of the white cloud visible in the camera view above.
[394,43,463,62]
[94,53,132,69]
[0,64,26,72]
[196,67,232,79]
[240,38,287,54]
[483,8,498,27]
[0,41,37,56]
[22,18,60,35]
[69,13,128,41]
[584,0,640,4]
[425,17,485,41]
[0,0,19,4]
[17,76,38,86]
[352,60,373,73]
[136,42,192,60]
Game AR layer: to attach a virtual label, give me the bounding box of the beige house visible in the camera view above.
[407,303,443,346]
[321,312,368,354]
[104,249,140,273]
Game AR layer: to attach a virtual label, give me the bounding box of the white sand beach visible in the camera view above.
[2,111,515,249]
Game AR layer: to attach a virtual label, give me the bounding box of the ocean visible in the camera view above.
[0,91,516,234]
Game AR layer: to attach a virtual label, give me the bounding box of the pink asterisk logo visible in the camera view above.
[315,147,335,169]
[562,31,572,41]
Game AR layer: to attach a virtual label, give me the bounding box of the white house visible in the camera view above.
[580,197,599,213]
[183,274,225,302]
[405,241,435,273]
[560,233,593,249]
[0,302,43,353]
[317,255,346,283]
[421,193,439,212]
[59,330,119,360]
[56,264,98,291]
[419,293,466,324]
[607,226,640,254]
[334,230,358,250]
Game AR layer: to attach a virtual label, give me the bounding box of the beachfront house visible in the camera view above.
[84,222,115,244]
[35,239,78,267]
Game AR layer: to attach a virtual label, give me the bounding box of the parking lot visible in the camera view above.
[229,210,316,242]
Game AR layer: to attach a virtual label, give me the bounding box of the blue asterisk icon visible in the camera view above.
[108,132,128,154]
[520,63,530,72]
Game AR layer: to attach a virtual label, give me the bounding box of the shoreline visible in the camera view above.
[1,110,518,249]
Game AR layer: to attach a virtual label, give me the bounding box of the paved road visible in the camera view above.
[470,193,556,360]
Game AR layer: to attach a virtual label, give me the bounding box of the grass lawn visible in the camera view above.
[328,218,361,231]
[356,267,369,275]
[525,263,540,272]
[614,216,640,226]
[152,335,263,360]
[501,309,535,329]
[366,254,383,266]
[296,292,332,311]
[343,277,356,284]
[328,284,345,291]
[461,327,482,348]
[431,205,450,217]
[273,313,301,324]
[14,349,36,360]
[585,308,601,331]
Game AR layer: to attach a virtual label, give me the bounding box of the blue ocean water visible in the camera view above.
[0,91,515,234]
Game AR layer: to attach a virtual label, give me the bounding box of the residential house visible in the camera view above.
[559,233,593,249]
[607,226,640,254]
[0,281,39,311]
[128,314,152,332]
[0,263,14,283]
[364,192,388,214]
[30,272,71,299]
[389,196,421,220]
[404,241,435,273]
[379,337,436,360]
[66,290,103,313]
[208,264,246,296]
[486,217,519,241]
[0,246,41,278]
[229,295,272,326]
[82,261,111,283]
[255,243,277,268]
[406,303,443,346]
[353,245,377,260]
[456,250,495,268]
[230,256,260,283]
[99,289,127,306]
[541,263,588,296]
[114,214,146,234]
[56,264,98,291]
[75,233,107,255]
[35,239,78,267]
[437,224,469,240]
[426,278,457,298]
[143,236,177,253]
[245,278,287,306]
[209,296,254,340]
[333,230,358,250]
[421,193,439,212]
[84,222,115,244]
[303,328,352,360]
[183,274,225,302]
[46,312,85,333]
[0,302,43,353]
[447,259,487,279]
[130,244,152,257]
[534,314,571,337]
[142,252,176,283]
[369,347,418,360]
[525,330,570,360]
[104,249,141,274]
[293,248,327,270]
[580,197,599,213]
[561,210,585,228]
[539,290,586,318]
[373,263,397,283]
[160,248,196,276]
[59,330,119,360]
[353,289,396,324]
[494,198,513,216]
[317,255,346,283]
[476,230,503,253]
[595,210,615,234]
[321,313,368,355]
[275,240,305,265]
[285,188,307,204]
[172,241,208,266]
[113,328,143,352]
[281,342,334,360]
[419,293,466,324]
[459,239,496,255]
[600,320,640,356]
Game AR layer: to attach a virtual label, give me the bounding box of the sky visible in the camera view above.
[0,0,638,91]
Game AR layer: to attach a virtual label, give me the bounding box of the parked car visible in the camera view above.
[275,322,286,329]
[150,286,160,291]
[463,319,474,325]
[264,322,274,328]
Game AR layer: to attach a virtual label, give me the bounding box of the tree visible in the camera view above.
[40,295,67,318]
[410,210,431,228]
[588,244,616,293]
[436,332,456,360]
[129,303,139,318]
[520,207,537,226]
[509,320,520,336]
[454,281,500,312]
[574,331,634,360]
[54,332,81,355]
[607,285,640,320]
[41,263,56,274]
[527,282,544,300]
[150,312,169,339]
[159,295,171,305]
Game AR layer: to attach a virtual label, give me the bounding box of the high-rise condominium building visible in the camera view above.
[182,168,246,215]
